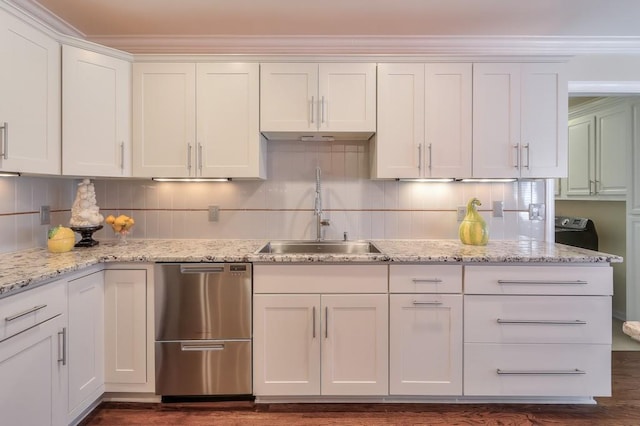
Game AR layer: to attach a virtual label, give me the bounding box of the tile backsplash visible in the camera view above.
[0,141,547,253]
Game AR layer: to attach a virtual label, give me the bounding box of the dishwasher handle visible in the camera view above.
[179,265,225,274]
[181,342,225,352]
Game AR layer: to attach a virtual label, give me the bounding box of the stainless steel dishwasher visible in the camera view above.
[154,263,252,397]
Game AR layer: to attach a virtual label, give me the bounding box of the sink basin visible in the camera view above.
[257,240,382,255]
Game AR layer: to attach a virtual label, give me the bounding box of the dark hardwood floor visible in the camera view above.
[82,351,640,426]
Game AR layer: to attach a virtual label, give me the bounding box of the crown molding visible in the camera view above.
[5,0,84,38]
[88,35,640,56]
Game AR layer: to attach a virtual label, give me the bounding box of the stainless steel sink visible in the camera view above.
[256,240,382,255]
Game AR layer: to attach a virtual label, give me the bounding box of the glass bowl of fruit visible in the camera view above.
[105,214,135,244]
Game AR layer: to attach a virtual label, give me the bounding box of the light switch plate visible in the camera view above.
[528,203,545,221]
[208,205,220,222]
[493,201,504,218]
[40,205,50,225]
[457,206,466,222]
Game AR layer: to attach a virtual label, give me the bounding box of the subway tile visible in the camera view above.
[0,177,16,214]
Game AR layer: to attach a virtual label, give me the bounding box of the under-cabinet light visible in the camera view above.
[0,172,20,177]
[397,178,455,183]
[458,178,517,183]
[151,177,231,182]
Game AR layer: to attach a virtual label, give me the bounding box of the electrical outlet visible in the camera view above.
[493,201,504,218]
[208,205,220,222]
[457,206,466,221]
[529,203,545,221]
[40,205,50,225]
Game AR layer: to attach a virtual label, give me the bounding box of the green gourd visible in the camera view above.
[458,197,489,245]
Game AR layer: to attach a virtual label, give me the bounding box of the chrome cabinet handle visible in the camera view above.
[497,319,587,325]
[497,280,587,285]
[428,143,433,170]
[417,144,422,171]
[523,143,530,169]
[513,144,520,168]
[325,306,328,339]
[187,143,193,173]
[321,96,325,123]
[310,96,315,124]
[412,301,443,306]
[58,327,67,365]
[198,143,203,173]
[120,141,125,171]
[0,122,7,159]
[5,304,47,322]
[312,306,316,338]
[181,343,225,351]
[412,278,443,283]
[497,368,585,376]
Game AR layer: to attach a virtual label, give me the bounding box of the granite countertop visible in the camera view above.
[0,239,623,299]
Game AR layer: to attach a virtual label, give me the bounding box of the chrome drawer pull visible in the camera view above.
[497,319,587,325]
[497,368,585,376]
[312,306,316,339]
[497,280,587,285]
[58,327,67,365]
[412,278,443,283]
[181,343,225,351]
[5,304,47,322]
[1,122,8,159]
[412,301,443,306]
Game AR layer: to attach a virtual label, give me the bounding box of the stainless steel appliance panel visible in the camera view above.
[155,340,251,396]
[155,263,251,341]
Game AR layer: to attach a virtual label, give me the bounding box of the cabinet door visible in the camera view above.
[0,9,60,174]
[596,105,628,196]
[0,313,66,426]
[253,294,320,396]
[132,63,195,177]
[104,269,148,385]
[260,63,317,132]
[62,45,131,177]
[566,115,596,196]
[196,63,264,178]
[375,63,423,179]
[520,63,568,178]
[67,270,104,421]
[321,294,388,396]
[390,294,462,396]
[472,63,521,178]
[318,63,376,132]
[425,63,472,178]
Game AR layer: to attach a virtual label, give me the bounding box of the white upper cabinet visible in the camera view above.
[260,63,376,139]
[374,63,472,179]
[196,63,264,178]
[0,8,60,175]
[563,99,629,199]
[473,63,567,178]
[133,62,264,178]
[62,45,131,177]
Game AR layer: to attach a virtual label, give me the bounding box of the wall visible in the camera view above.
[0,140,547,254]
[555,200,627,319]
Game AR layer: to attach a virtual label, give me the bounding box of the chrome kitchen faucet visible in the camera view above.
[314,166,330,240]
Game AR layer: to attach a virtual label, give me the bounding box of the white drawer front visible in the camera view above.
[464,343,611,397]
[389,265,462,293]
[464,295,611,344]
[0,280,66,342]
[464,265,612,295]
[253,264,388,293]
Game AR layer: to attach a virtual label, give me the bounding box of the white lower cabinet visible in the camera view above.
[67,269,105,423]
[0,279,67,426]
[463,265,613,398]
[389,294,462,395]
[104,266,154,392]
[253,264,388,397]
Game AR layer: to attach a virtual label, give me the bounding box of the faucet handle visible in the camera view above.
[343,231,348,241]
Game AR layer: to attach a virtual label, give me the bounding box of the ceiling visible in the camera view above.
[10,0,640,54]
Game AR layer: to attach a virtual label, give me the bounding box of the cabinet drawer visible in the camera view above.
[464,265,612,295]
[389,265,462,293]
[0,281,66,342]
[253,264,388,293]
[464,343,611,397]
[464,295,611,344]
